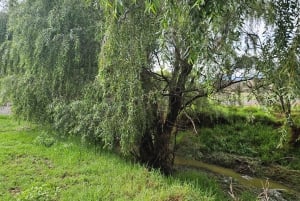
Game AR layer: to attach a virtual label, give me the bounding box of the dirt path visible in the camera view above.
[0,104,11,115]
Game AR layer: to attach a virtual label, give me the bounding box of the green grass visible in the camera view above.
[184,101,281,129]
[174,170,228,201]
[178,123,300,168]
[179,102,300,167]
[0,115,223,201]
[196,123,281,160]
[174,170,257,201]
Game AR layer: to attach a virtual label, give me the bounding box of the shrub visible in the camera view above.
[34,131,56,147]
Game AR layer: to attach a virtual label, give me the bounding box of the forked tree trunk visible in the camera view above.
[138,46,192,174]
[139,88,183,174]
[138,122,176,174]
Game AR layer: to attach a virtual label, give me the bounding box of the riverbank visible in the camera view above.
[175,128,300,200]
[174,154,300,201]
[0,115,227,201]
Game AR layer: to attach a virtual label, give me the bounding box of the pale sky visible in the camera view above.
[0,1,5,11]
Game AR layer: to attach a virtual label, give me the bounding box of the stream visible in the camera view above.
[175,156,297,195]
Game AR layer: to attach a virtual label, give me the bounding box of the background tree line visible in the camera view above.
[0,0,299,173]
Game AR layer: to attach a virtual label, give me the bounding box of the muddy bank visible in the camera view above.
[175,156,293,191]
[199,152,300,192]
[174,161,298,201]
[175,151,300,196]
[175,129,300,194]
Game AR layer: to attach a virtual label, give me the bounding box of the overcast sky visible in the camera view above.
[0,1,5,11]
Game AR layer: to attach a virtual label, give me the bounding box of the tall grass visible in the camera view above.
[0,115,222,201]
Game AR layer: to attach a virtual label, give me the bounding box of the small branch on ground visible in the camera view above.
[228,178,240,201]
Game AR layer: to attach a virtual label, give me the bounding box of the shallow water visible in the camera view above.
[175,156,295,193]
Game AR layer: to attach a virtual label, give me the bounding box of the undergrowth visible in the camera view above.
[177,104,300,170]
[182,102,280,128]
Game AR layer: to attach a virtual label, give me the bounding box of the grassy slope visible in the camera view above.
[175,105,300,200]
[179,105,300,169]
[0,115,222,201]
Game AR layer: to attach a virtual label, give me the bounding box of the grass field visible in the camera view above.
[0,115,227,201]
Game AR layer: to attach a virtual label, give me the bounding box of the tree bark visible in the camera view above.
[138,53,192,174]
[290,125,300,147]
[138,110,176,175]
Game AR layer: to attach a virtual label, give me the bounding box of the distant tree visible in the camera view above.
[0,11,8,75]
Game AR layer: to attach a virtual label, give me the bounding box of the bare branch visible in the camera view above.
[183,110,198,134]
[181,76,256,110]
[143,67,170,84]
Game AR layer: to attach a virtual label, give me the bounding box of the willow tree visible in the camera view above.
[98,0,266,173]
[0,11,7,44]
[97,0,158,157]
[250,0,300,147]
[2,0,102,121]
[0,10,8,74]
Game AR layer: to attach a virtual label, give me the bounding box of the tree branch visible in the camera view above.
[181,76,256,110]
[183,109,198,134]
[143,67,170,84]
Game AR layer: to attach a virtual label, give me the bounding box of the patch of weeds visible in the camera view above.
[16,184,60,201]
[174,169,229,201]
[34,131,56,147]
[177,122,300,168]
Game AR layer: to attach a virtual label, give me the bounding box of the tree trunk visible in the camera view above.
[138,114,175,175]
[138,45,192,174]
[278,95,300,147]
[290,125,300,147]
[138,87,184,174]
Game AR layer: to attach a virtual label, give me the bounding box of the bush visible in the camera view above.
[34,131,56,147]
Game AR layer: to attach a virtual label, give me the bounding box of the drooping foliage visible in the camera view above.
[97,1,159,153]
[96,0,273,173]
[0,11,7,45]
[1,0,102,121]
[0,10,8,75]
[248,0,300,146]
